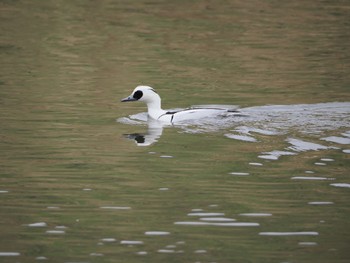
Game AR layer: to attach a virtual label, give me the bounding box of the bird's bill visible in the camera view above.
[121,96,137,102]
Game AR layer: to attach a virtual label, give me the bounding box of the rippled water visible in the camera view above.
[1,1,350,263]
[119,102,350,145]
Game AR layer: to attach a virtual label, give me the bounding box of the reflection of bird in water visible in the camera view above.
[124,134,146,144]
[123,118,164,146]
[121,85,238,124]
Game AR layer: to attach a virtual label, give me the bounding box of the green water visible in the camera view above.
[1,1,349,262]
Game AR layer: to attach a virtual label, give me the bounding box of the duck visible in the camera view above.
[121,85,237,124]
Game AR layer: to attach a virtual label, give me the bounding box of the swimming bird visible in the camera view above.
[121,85,237,124]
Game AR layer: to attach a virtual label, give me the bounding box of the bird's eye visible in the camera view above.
[133,90,143,100]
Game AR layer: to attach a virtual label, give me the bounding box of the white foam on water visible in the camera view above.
[342,131,350,137]
[291,176,333,180]
[239,213,272,217]
[287,138,330,152]
[36,256,48,260]
[259,232,319,236]
[55,225,67,229]
[145,231,170,236]
[258,155,278,160]
[47,206,60,209]
[118,112,148,125]
[206,222,260,227]
[0,252,20,256]
[199,217,236,222]
[249,162,263,166]
[191,208,204,212]
[100,206,131,210]
[46,230,65,234]
[224,134,257,142]
[234,126,280,136]
[330,183,350,188]
[160,155,173,158]
[321,136,350,145]
[174,221,259,227]
[27,222,47,227]
[241,103,350,134]
[314,162,326,166]
[174,221,209,226]
[187,212,225,217]
[308,201,334,205]
[258,150,296,160]
[229,172,250,176]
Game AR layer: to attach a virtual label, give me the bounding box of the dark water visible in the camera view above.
[1,1,350,262]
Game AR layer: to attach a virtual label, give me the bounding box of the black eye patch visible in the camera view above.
[133,90,143,100]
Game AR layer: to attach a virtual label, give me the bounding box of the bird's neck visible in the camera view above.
[146,100,166,120]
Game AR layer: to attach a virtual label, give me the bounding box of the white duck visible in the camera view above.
[121,85,237,124]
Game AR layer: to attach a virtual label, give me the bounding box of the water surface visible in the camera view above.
[1,1,349,262]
